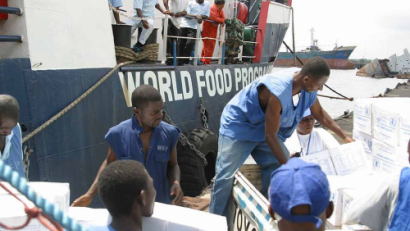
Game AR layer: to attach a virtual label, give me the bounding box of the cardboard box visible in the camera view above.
[372,102,401,146]
[353,99,373,135]
[399,114,410,147]
[352,130,373,159]
[342,224,372,231]
[372,139,397,164]
[70,203,228,231]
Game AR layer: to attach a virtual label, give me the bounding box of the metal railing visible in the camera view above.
[161,15,226,66]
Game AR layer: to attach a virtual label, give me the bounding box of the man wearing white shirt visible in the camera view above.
[177,0,210,65]
[126,0,169,52]
[108,0,125,24]
[162,0,189,65]
[285,109,340,157]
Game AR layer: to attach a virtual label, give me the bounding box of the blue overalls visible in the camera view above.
[210,68,318,218]
[2,124,25,177]
[105,115,180,204]
[389,167,410,231]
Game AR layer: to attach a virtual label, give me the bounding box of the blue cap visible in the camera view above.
[269,158,330,229]
[303,108,311,118]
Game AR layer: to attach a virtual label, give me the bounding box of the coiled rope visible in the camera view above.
[0,160,86,231]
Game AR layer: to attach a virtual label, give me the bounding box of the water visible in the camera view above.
[271,68,407,118]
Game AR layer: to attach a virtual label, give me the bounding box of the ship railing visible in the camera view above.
[0,6,24,43]
[161,15,226,66]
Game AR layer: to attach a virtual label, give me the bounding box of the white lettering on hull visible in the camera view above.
[119,65,274,106]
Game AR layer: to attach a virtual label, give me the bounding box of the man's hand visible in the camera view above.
[71,194,93,207]
[196,15,203,24]
[163,10,171,15]
[142,20,149,29]
[175,12,182,17]
[117,21,126,24]
[344,137,355,143]
[170,182,184,206]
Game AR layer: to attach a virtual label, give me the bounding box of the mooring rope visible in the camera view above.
[0,160,86,231]
[282,41,353,101]
[22,61,134,144]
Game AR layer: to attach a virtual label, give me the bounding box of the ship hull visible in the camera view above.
[0,59,274,207]
[275,47,356,69]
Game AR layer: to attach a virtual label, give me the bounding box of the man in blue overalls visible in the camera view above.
[209,57,354,222]
[0,95,25,178]
[72,85,183,206]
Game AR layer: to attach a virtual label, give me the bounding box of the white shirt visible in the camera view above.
[133,0,159,18]
[343,174,399,231]
[284,128,340,156]
[180,0,210,29]
[168,0,189,28]
[0,129,14,161]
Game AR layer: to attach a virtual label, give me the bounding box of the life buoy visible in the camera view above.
[236,2,248,24]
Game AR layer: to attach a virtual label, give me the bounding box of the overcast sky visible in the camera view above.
[282,0,410,59]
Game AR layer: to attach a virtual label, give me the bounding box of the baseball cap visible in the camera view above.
[269,158,330,229]
[303,108,311,118]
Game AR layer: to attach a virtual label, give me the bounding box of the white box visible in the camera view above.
[353,99,373,135]
[372,157,401,175]
[352,130,373,159]
[341,224,372,231]
[70,203,228,231]
[372,139,397,164]
[372,103,401,146]
[0,182,70,231]
[399,114,410,147]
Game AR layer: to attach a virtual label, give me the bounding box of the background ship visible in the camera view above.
[275,28,356,69]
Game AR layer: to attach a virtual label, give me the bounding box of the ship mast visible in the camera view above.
[310,28,318,49]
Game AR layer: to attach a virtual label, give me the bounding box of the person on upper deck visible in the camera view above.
[269,158,334,231]
[162,0,189,65]
[343,139,410,231]
[126,0,170,52]
[108,0,125,24]
[93,160,156,231]
[285,108,340,157]
[72,85,183,207]
[0,95,25,178]
[177,0,210,66]
[209,57,354,225]
[200,0,225,65]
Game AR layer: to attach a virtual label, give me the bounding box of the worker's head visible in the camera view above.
[300,57,330,93]
[297,109,315,135]
[269,158,333,231]
[196,0,205,4]
[0,95,19,137]
[215,0,225,10]
[99,160,156,220]
[132,85,164,128]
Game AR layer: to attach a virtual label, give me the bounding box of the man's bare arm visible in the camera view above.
[265,94,288,164]
[310,98,354,143]
[168,147,183,205]
[71,146,117,206]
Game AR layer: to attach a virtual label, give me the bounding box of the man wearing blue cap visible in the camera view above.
[210,57,353,220]
[285,108,340,157]
[269,158,334,231]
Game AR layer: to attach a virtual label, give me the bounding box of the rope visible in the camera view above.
[23,61,134,144]
[0,160,86,231]
[115,44,159,63]
[282,41,353,101]
[318,94,353,101]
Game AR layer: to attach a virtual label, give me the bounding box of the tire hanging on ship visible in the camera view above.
[177,128,218,197]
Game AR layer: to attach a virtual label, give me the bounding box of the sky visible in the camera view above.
[283,0,410,59]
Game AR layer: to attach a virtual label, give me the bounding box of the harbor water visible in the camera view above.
[272,68,407,118]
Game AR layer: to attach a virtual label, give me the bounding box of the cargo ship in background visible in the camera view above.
[275,28,356,69]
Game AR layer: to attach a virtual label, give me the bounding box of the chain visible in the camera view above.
[22,146,31,179]
[199,101,209,129]
[162,112,208,166]
[109,5,165,21]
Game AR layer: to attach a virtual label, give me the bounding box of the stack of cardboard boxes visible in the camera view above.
[353,98,410,174]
